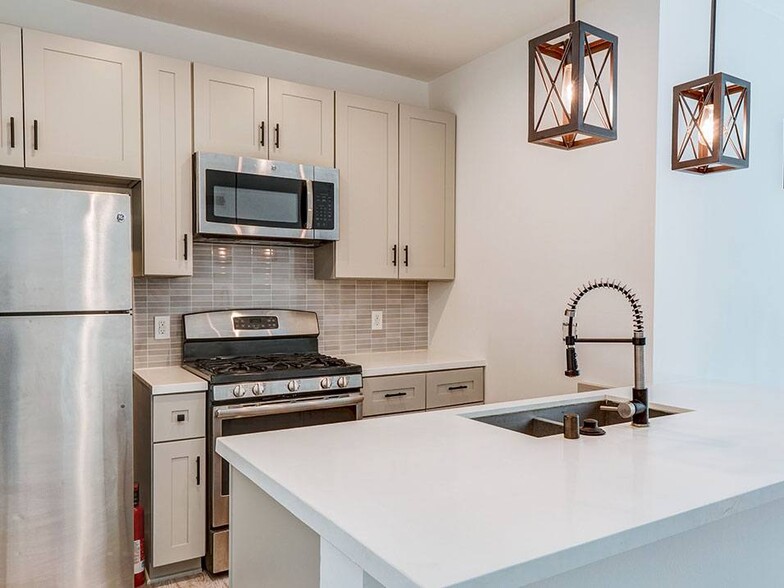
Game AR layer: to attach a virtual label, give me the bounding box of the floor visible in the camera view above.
[152,571,229,587]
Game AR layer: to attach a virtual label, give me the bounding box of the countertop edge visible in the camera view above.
[133,366,208,395]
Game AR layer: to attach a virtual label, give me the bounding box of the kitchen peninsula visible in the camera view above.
[217,380,784,587]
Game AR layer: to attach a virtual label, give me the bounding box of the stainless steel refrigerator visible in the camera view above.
[0,184,133,586]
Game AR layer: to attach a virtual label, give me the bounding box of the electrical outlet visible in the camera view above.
[154,316,170,340]
[371,311,383,331]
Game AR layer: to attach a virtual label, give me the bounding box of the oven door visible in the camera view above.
[195,152,315,240]
[210,393,363,529]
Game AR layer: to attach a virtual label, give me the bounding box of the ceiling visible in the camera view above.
[75,0,565,81]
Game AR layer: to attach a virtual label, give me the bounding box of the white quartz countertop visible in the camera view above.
[342,350,486,377]
[217,380,784,587]
[133,366,207,395]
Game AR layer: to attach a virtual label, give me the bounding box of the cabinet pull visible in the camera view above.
[33,120,39,151]
[274,123,280,149]
[183,234,189,261]
[384,392,407,398]
[448,385,469,391]
[404,245,409,267]
[9,116,15,149]
[196,456,201,486]
[392,244,397,266]
[259,122,265,147]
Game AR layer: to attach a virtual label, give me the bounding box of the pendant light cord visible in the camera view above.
[570,0,576,23]
[709,0,716,74]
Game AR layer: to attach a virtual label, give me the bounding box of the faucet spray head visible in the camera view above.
[565,346,580,377]
[563,309,579,377]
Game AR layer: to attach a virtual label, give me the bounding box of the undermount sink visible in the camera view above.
[469,398,689,438]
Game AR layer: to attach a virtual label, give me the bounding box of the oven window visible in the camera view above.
[218,404,358,495]
[235,173,305,228]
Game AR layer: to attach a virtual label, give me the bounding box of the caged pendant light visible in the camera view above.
[528,0,618,149]
[672,0,750,173]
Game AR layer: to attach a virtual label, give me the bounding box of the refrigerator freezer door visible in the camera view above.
[0,184,131,313]
[0,314,133,587]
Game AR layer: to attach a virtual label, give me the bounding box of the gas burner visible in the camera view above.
[192,353,350,376]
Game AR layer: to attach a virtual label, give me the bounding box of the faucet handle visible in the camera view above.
[600,401,646,419]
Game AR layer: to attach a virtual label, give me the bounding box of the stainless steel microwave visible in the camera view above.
[194,152,339,243]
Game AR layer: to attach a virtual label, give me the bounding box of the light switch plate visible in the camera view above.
[371,311,383,331]
[154,316,170,340]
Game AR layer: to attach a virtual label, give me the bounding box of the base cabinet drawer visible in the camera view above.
[153,392,205,442]
[426,368,484,409]
[362,373,426,416]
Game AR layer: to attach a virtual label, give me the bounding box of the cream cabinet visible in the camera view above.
[22,30,141,177]
[0,24,23,167]
[134,379,206,580]
[315,92,398,279]
[136,53,193,277]
[316,100,455,281]
[152,438,206,567]
[399,105,456,280]
[268,78,334,166]
[193,63,268,158]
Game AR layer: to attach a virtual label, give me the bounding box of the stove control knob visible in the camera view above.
[287,380,300,392]
[251,383,264,396]
[337,376,349,388]
[320,377,332,389]
[232,385,245,398]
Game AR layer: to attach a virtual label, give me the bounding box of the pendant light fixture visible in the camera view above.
[672,0,750,173]
[528,0,618,150]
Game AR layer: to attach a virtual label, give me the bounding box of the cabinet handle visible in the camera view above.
[448,385,469,391]
[274,123,280,149]
[196,456,201,486]
[392,244,397,266]
[384,392,407,398]
[259,122,265,147]
[9,116,15,149]
[183,234,189,261]
[33,120,39,151]
[404,245,409,267]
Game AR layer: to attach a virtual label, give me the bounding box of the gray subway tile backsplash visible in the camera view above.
[133,243,429,368]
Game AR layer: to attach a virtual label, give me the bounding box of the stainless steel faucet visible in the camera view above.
[562,279,649,427]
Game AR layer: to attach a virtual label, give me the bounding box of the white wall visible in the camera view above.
[428,0,660,402]
[653,0,784,386]
[0,0,428,106]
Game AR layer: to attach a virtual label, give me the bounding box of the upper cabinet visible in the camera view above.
[193,63,268,158]
[22,30,141,177]
[316,100,455,282]
[399,105,456,281]
[0,25,23,168]
[268,78,334,167]
[136,53,193,277]
[193,63,334,165]
[315,92,398,279]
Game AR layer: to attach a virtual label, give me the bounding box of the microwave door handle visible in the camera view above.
[305,179,314,230]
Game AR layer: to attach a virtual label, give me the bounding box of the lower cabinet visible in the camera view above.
[134,380,206,580]
[362,367,484,417]
[152,439,206,567]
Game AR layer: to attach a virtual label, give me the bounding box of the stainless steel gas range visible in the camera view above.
[181,309,363,573]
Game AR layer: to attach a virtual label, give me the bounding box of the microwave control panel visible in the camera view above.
[312,181,335,230]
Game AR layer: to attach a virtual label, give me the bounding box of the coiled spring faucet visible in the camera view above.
[563,279,648,427]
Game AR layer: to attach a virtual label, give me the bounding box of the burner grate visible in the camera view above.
[192,353,349,376]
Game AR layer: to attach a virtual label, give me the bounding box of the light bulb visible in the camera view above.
[561,63,574,123]
[698,103,715,148]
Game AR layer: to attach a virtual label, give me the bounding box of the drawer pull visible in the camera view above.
[448,385,469,391]
[384,392,407,398]
[176,413,186,422]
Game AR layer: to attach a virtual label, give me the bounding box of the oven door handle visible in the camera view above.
[304,179,315,230]
[214,394,363,420]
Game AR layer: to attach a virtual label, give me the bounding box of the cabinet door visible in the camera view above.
[362,373,426,417]
[399,105,456,280]
[328,92,398,279]
[268,78,334,166]
[141,53,193,276]
[22,30,141,177]
[153,438,206,567]
[0,25,23,167]
[193,63,268,158]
